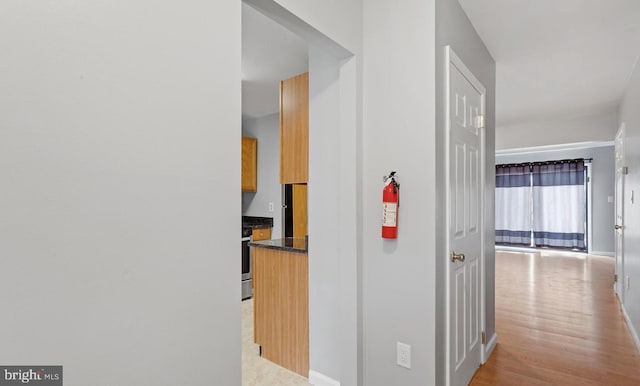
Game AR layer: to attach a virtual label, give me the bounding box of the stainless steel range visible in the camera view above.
[241,216,273,300]
[241,226,253,300]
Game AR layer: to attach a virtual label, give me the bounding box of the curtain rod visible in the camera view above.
[496,158,593,168]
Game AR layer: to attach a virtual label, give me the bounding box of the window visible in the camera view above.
[496,159,587,252]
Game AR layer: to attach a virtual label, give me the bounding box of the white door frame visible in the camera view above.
[444,45,487,385]
[614,123,626,301]
[586,162,593,254]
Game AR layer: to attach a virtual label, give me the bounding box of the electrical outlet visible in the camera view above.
[397,342,411,369]
[268,202,274,212]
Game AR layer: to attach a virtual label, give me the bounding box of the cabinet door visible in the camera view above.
[252,227,271,241]
[241,136,257,192]
[280,72,308,184]
[292,184,307,238]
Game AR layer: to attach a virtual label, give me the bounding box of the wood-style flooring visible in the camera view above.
[471,250,640,386]
[242,298,310,386]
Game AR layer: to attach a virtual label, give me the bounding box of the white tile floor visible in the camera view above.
[242,299,311,386]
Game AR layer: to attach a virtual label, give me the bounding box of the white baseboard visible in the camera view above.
[309,370,340,386]
[590,251,615,257]
[483,333,497,364]
[494,245,534,253]
[621,302,640,353]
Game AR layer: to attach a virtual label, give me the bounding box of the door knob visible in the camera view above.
[451,251,465,262]
[615,224,622,230]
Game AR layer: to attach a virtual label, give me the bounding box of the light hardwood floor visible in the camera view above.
[242,298,310,386]
[471,250,640,385]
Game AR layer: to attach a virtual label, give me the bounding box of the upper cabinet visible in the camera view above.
[242,136,257,192]
[280,72,309,184]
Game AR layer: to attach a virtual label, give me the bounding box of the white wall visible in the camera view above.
[273,0,362,54]
[363,1,437,385]
[242,113,282,238]
[497,145,615,255]
[497,109,619,150]
[0,1,503,385]
[435,0,497,383]
[0,1,240,385]
[619,56,640,350]
[308,47,343,383]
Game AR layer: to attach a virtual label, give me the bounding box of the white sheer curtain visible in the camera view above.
[495,164,532,245]
[532,160,586,250]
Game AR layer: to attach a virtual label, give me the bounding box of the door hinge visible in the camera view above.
[623,166,629,175]
[615,274,618,283]
[476,115,485,129]
[481,331,486,345]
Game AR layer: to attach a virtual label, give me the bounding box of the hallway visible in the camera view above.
[471,250,640,385]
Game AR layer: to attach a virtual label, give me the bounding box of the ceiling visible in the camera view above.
[242,3,308,118]
[458,0,640,128]
[243,1,640,129]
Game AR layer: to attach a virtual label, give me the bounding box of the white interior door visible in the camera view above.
[615,125,626,301]
[447,47,485,386]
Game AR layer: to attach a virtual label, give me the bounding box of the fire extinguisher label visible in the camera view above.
[382,202,397,227]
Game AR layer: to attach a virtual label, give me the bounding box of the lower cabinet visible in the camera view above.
[253,247,309,377]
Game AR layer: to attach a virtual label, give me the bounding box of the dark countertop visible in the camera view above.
[249,237,308,254]
[244,224,271,229]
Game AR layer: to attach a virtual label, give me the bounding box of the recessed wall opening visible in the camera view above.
[241,1,359,384]
[495,158,591,253]
[495,143,618,259]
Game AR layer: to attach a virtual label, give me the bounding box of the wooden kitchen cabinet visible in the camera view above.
[253,246,308,377]
[242,136,257,192]
[252,227,271,241]
[280,72,308,184]
[292,184,307,238]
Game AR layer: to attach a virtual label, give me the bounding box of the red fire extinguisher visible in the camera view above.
[382,171,400,239]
